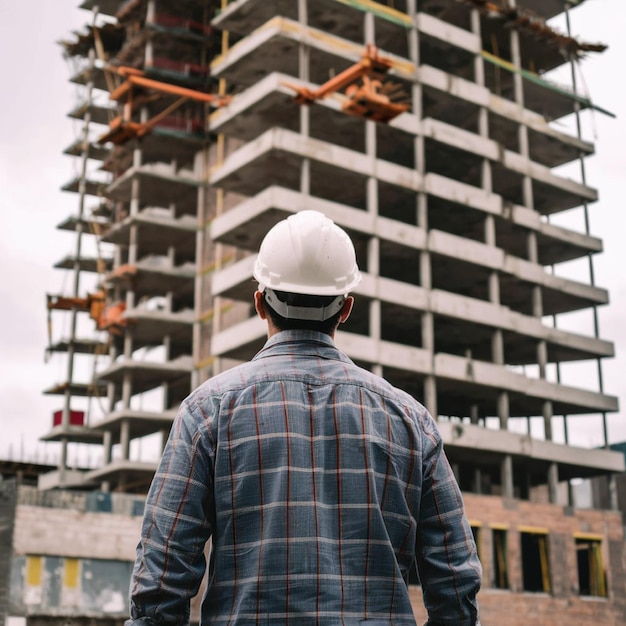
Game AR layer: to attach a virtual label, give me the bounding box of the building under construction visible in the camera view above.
[4,0,626,624]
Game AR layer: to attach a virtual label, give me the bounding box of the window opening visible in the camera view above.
[492,528,508,589]
[576,537,607,597]
[521,531,550,593]
[470,523,481,559]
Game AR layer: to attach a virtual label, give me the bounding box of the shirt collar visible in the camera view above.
[252,330,351,363]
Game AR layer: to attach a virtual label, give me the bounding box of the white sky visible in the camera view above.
[0,0,624,465]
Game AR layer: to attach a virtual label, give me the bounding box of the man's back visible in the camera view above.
[202,330,425,623]
[128,330,480,625]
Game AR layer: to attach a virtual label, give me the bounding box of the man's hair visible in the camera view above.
[262,290,344,334]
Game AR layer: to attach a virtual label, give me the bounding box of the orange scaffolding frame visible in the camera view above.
[99,65,231,145]
[284,44,410,123]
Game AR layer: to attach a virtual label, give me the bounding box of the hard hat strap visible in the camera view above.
[264,288,346,321]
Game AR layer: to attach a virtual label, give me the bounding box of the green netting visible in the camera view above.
[481,51,615,118]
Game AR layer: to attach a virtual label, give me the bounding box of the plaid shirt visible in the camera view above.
[127,330,481,626]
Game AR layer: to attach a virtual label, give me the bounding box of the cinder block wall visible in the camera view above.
[7,487,143,622]
[13,506,141,561]
[7,486,207,624]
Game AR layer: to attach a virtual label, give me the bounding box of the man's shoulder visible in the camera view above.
[349,365,429,415]
[184,345,431,426]
[189,360,261,399]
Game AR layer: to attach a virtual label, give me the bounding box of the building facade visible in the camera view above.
[29,0,626,624]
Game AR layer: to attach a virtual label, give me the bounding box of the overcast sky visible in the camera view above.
[0,0,624,465]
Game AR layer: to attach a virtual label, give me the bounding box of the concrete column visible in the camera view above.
[123,327,134,359]
[418,181,436,416]
[501,454,514,499]
[420,252,433,353]
[491,331,504,366]
[509,15,535,215]
[498,391,509,431]
[298,0,310,195]
[59,438,68,483]
[529,232,553,440]
[120,419,131,461]
[126,148,142,313]
[421,311,434,353]
[145,0,156,67]
[122,371,133,409]
[192,149,208,390]
[364,8,375,43]
[146,0,156,23]
[536,338,548,380]
[470,404,479,426]
[407,0,417,20]
[367,236,381,360]
[103,430,113,464]
[424,375,437,419]
[364,118,378,376]
[100,428,112,489]
[298,0,307,23]
[484,215,496,246]
[473,9,491,197]
[473,468,482,494]
[486,218,501,364]
[547,462,559,504]
[162,335,172,410]
[542,401,554,442]
[107,342,118,414]
[488,271,500,304]
[471,8,484,79]
[608,474,619,511]
[486,215,501,394]
[409,0,423,205]
[529,232,546,349]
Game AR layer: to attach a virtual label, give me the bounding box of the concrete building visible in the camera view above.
[20,0,625,624]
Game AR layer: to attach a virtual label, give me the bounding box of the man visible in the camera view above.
[126,210,481,626]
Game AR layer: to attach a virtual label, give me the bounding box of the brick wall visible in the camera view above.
[408,493,626,625]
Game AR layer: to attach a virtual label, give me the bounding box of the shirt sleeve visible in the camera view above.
[126,397,215,626]
[415,422,482,626]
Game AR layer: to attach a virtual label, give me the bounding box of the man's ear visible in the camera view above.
[254,290,267,320]
[338,296,354,324]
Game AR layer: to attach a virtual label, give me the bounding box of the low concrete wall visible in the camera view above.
[7,486,144,623]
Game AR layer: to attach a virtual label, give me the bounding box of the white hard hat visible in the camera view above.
[253,210,361,297]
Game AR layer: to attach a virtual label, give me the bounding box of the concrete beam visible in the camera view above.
[416,12,480,54]
[89,409,177,441]
[434,352,618,413]
[439,422,625,474]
